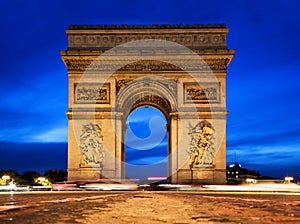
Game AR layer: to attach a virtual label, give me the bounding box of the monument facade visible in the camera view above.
[61,24,234,184]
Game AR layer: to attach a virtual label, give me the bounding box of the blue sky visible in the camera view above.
[0,0,299,179]
[126,107,168,179]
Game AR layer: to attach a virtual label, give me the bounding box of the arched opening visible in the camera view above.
[124,106,168,181]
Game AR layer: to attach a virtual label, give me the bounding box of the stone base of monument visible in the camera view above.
[68,168,104,181]
[191,167,215,184]
[175,166,226,184]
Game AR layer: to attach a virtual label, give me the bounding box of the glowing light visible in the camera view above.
[37,177,46,182]
[284,176,294,184]
[2,175,10,181]
[147,176,167,181]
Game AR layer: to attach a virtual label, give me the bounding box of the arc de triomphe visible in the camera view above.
[61,24,234,184]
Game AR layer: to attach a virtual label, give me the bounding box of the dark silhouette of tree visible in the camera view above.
[21,171,41,185]
[44,169,67,183]
[0,169,22,184]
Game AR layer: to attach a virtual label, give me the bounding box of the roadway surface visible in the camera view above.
[0,190,300,223]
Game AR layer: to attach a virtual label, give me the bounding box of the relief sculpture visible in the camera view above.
[184,83,220,103]
[188,120,215,168]
[74,83,110,104]
[186,87,217,101]
[79,123,104,168]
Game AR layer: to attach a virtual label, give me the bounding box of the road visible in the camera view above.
[0,191,300,223]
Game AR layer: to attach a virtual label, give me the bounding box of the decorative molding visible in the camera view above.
[126,93,172,115]
[118,60,183,72]
[63,58,230,72]
[74,83,110,104]
[69,24,227,30]
[119,91,172,118]
[205,58,230,70]
[67,33,227,49]
[116,78,177,97]
[79,123,104,168]
[187,120,216,168]
[161,79,177,97]
[66,24,228,50]
[184,82,220,104]
[116,79,132,95]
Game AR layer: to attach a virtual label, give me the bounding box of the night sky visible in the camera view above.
[0,0,299,179]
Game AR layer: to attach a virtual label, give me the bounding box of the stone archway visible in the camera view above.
[123,106,169,180]
[61,24,234,184]
[116,78,176,119]
[116,78,176,180]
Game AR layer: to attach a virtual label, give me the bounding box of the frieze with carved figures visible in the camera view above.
[74,83,110,104]
[184,82,220,104]
[64,58,230,72]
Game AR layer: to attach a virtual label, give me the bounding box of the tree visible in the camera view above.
[44,169,67,183]
[0,169,22,185]
[21,171,41,185]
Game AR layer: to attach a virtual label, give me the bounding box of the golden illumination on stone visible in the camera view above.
[61,24,234,184]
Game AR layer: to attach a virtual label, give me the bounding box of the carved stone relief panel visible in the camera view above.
[74,83,110,104]
[187,120,216,167]
[79,123,104,168]
[184,82,220,104]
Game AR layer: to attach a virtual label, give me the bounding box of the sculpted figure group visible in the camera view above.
[79,123,104,168]
[188,120,215,168]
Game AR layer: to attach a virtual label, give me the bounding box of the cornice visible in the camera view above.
[68,24,227,30]
[61,57,233,73]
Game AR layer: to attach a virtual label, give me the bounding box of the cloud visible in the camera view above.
[126,129,167,150]
[126,144,168,165]
[126,107,167,150]
[30,126,68,143]
[227,145,300,178]
[227,124,300,148]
